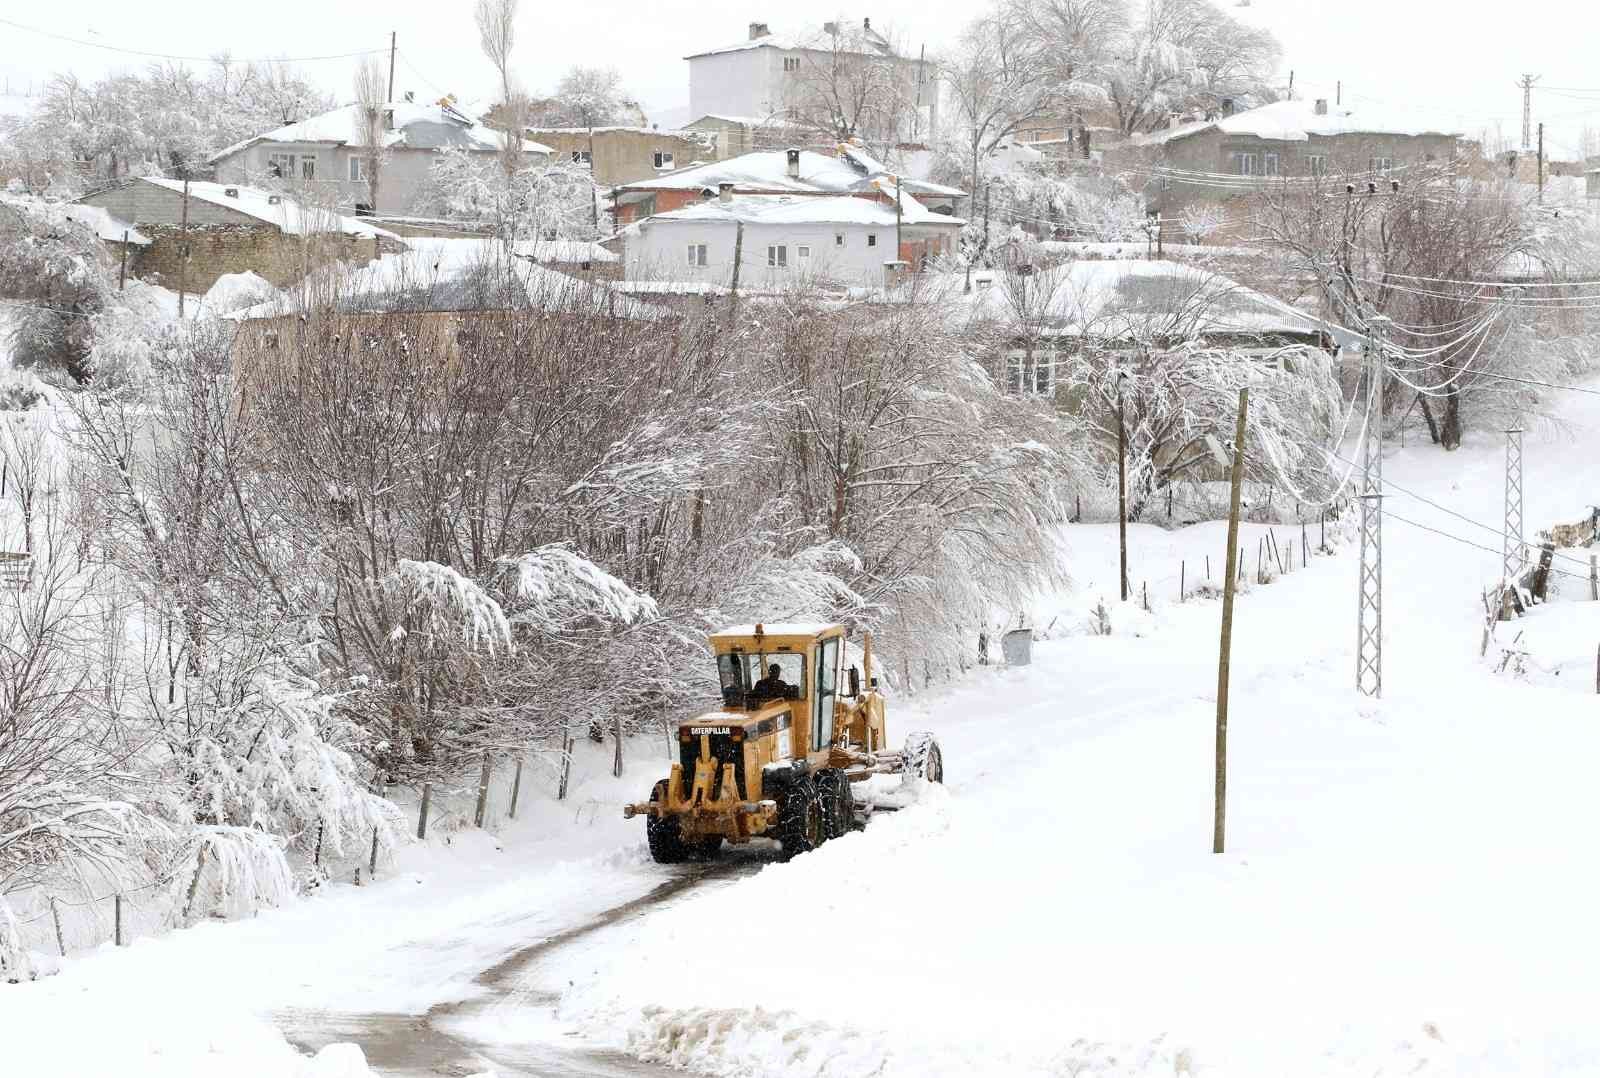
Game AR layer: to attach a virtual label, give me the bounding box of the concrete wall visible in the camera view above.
[116,225,381,293]
[689,49,775,121]
[624,215,955,289]
[527,129,714,186]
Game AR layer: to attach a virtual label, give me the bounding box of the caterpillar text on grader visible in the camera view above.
[623,623,943,862]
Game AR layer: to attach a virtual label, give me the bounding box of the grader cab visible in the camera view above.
[623,623,944,862]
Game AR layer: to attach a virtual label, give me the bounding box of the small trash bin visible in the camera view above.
[1001,628,1033,666]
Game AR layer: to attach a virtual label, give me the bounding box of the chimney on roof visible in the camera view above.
[748,22,770,40]
[785,147,801,179]
[863,16,871,31]
[824,21,837,35]
[718,181,734,204]
[1314,98,1328,116]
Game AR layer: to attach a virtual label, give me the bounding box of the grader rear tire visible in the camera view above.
[777,776,826,862]
[645,780,689,864]
[815,769,854,840]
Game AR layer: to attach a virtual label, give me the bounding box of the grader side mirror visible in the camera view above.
[848,665,861,697]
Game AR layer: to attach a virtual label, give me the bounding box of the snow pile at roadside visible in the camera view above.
[202,270,278,316]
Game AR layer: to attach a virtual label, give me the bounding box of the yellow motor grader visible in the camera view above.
[623,623,944,862]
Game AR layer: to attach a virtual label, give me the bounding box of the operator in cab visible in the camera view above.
[751,662,791,698]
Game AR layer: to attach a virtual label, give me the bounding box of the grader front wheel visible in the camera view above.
[902,732,944,783]
[778,777,826,861]
[645,780,689,864]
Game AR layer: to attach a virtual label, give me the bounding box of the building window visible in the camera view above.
[687,243,708,267]
[1263,152,1279,176]
[1005,352,1055,397]
[835,233,845,246]
[1370,156,1394,174]
[767,244,787,268]
[349,157,366,182]
[1306,154,1327,176]
[1230,152,1258,176]
[784,57,801,72]
[867,234,877,247]
[653,150,674,170]
[797,245,810,258]
[301,157,316,180]
[267,152,296,178]
[262,331,279,351]
[572,149,592,164]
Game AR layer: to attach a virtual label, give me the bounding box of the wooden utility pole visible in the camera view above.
[894,175,903,263]
[1214,388,1249,855]
[1117,372,1129,601]
[118,230,127,290]
[177,178,190,318]
[387,32,396,103]
[729,220,744,301]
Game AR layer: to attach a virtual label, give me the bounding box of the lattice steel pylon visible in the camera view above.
[1502,428,1525,583]
[1355,319,1388,698]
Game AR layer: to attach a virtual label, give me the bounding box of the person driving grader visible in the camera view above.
[751,662,791,698]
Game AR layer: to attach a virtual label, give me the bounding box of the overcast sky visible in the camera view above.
[2,1,1596,157]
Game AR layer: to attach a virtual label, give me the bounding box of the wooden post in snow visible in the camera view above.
[119,231,128,290]
[50,898,65,957]
[1180,561,1185,602]
[1591,554,1598,601]
[509,758,524,819]
[474,751,492,828]
[114,894,124,947]
[612,715,624,778]
[417,782,431,839]
[1215,388,1249,855]
[1117,375,1129,602]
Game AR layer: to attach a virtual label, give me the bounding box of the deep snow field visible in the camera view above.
[6,375,1600,1078]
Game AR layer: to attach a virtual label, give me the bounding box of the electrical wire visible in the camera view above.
[1384,509,1594,585]
[0,15,386,64]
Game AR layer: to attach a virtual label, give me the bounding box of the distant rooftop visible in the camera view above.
[687,18,897,60]
[210,101,552,163]
[1131,96,1463,147]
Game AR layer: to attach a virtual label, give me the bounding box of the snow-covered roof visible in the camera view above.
[60,204,150,246]
[511,238,618,264]
[686,20,896,60]
[209,101,551,163]
[643,191,962,229]
[1131,98,1463,147]
[616,148,965,200]
[239,238,663,321]
[943,259,1361,348]
[129,178,397,239]
[709,622,842,640]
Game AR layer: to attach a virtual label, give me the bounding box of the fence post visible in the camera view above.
[474,751,492,828]
[49,898,66,957]
[1591,554,1598,601]
[313,823,323,868]
[1180,561,1185,602]
[557,732,575,801]
[417,782,432,840]
[1302,521,1309,566]
[509,758,524,819]
[369,826,379,876]
[114,893,124,947]
[612,715,624,778]
[183,844,208,923]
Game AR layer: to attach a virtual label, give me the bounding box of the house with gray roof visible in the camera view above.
[209,99,552,217]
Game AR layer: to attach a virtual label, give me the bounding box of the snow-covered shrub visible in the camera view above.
[201,271,276,316]
[0,197,115,381]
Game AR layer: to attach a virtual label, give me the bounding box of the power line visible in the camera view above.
[1385,509,1592,585]
[0,15,387,64]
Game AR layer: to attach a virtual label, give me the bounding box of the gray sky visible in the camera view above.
[2,1,1597,158]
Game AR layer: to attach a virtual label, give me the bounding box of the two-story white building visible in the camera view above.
[209,99,551,217]
[622,185,962,290]
[686,18,937,145]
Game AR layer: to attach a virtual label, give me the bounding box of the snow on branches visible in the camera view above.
[493,545,658,632]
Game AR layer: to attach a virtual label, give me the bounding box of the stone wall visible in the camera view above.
[123,224,383,293]
[527,128,715,186]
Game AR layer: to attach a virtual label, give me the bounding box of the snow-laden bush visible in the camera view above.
[0,197,115,381]
[201,271,276,317]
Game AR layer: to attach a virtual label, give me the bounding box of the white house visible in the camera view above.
[209,99,552,217]
[686,19,937,144]
[622,187,962,290]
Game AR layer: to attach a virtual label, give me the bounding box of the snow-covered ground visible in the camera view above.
[6,378,1600,1077]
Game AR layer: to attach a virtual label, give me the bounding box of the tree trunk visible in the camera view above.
[1416,393,1441,445]
[1440,390,1463,451]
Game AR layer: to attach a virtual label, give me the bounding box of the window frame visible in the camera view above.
[300,156,316,180]
[1263,152,1279,177]
[834,233,845,247]
[1230,151,1258,176]
[687,243,708,267]
[652,150,674,170]
[867,234,878,247]
[572,149,592,164]
[767,244,787,268]
[1306,153,1327,176]
[1370,155,1394,175]
[267,152,296,179]
[1005,350,1056,397]
[813,638,839,752]
[348,156,365,183]
[797,245,810,259]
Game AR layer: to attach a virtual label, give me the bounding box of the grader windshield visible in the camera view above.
[717,651,806,707]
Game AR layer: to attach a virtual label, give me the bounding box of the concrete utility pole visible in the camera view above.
[387,32,397,103]
[1537,123,1545,203]
[1117,370,1129,602]
[1502,427,1526,584]
[1355,316,1390,697]
[1215,387,1248,854]
[1519,74,1540,150]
